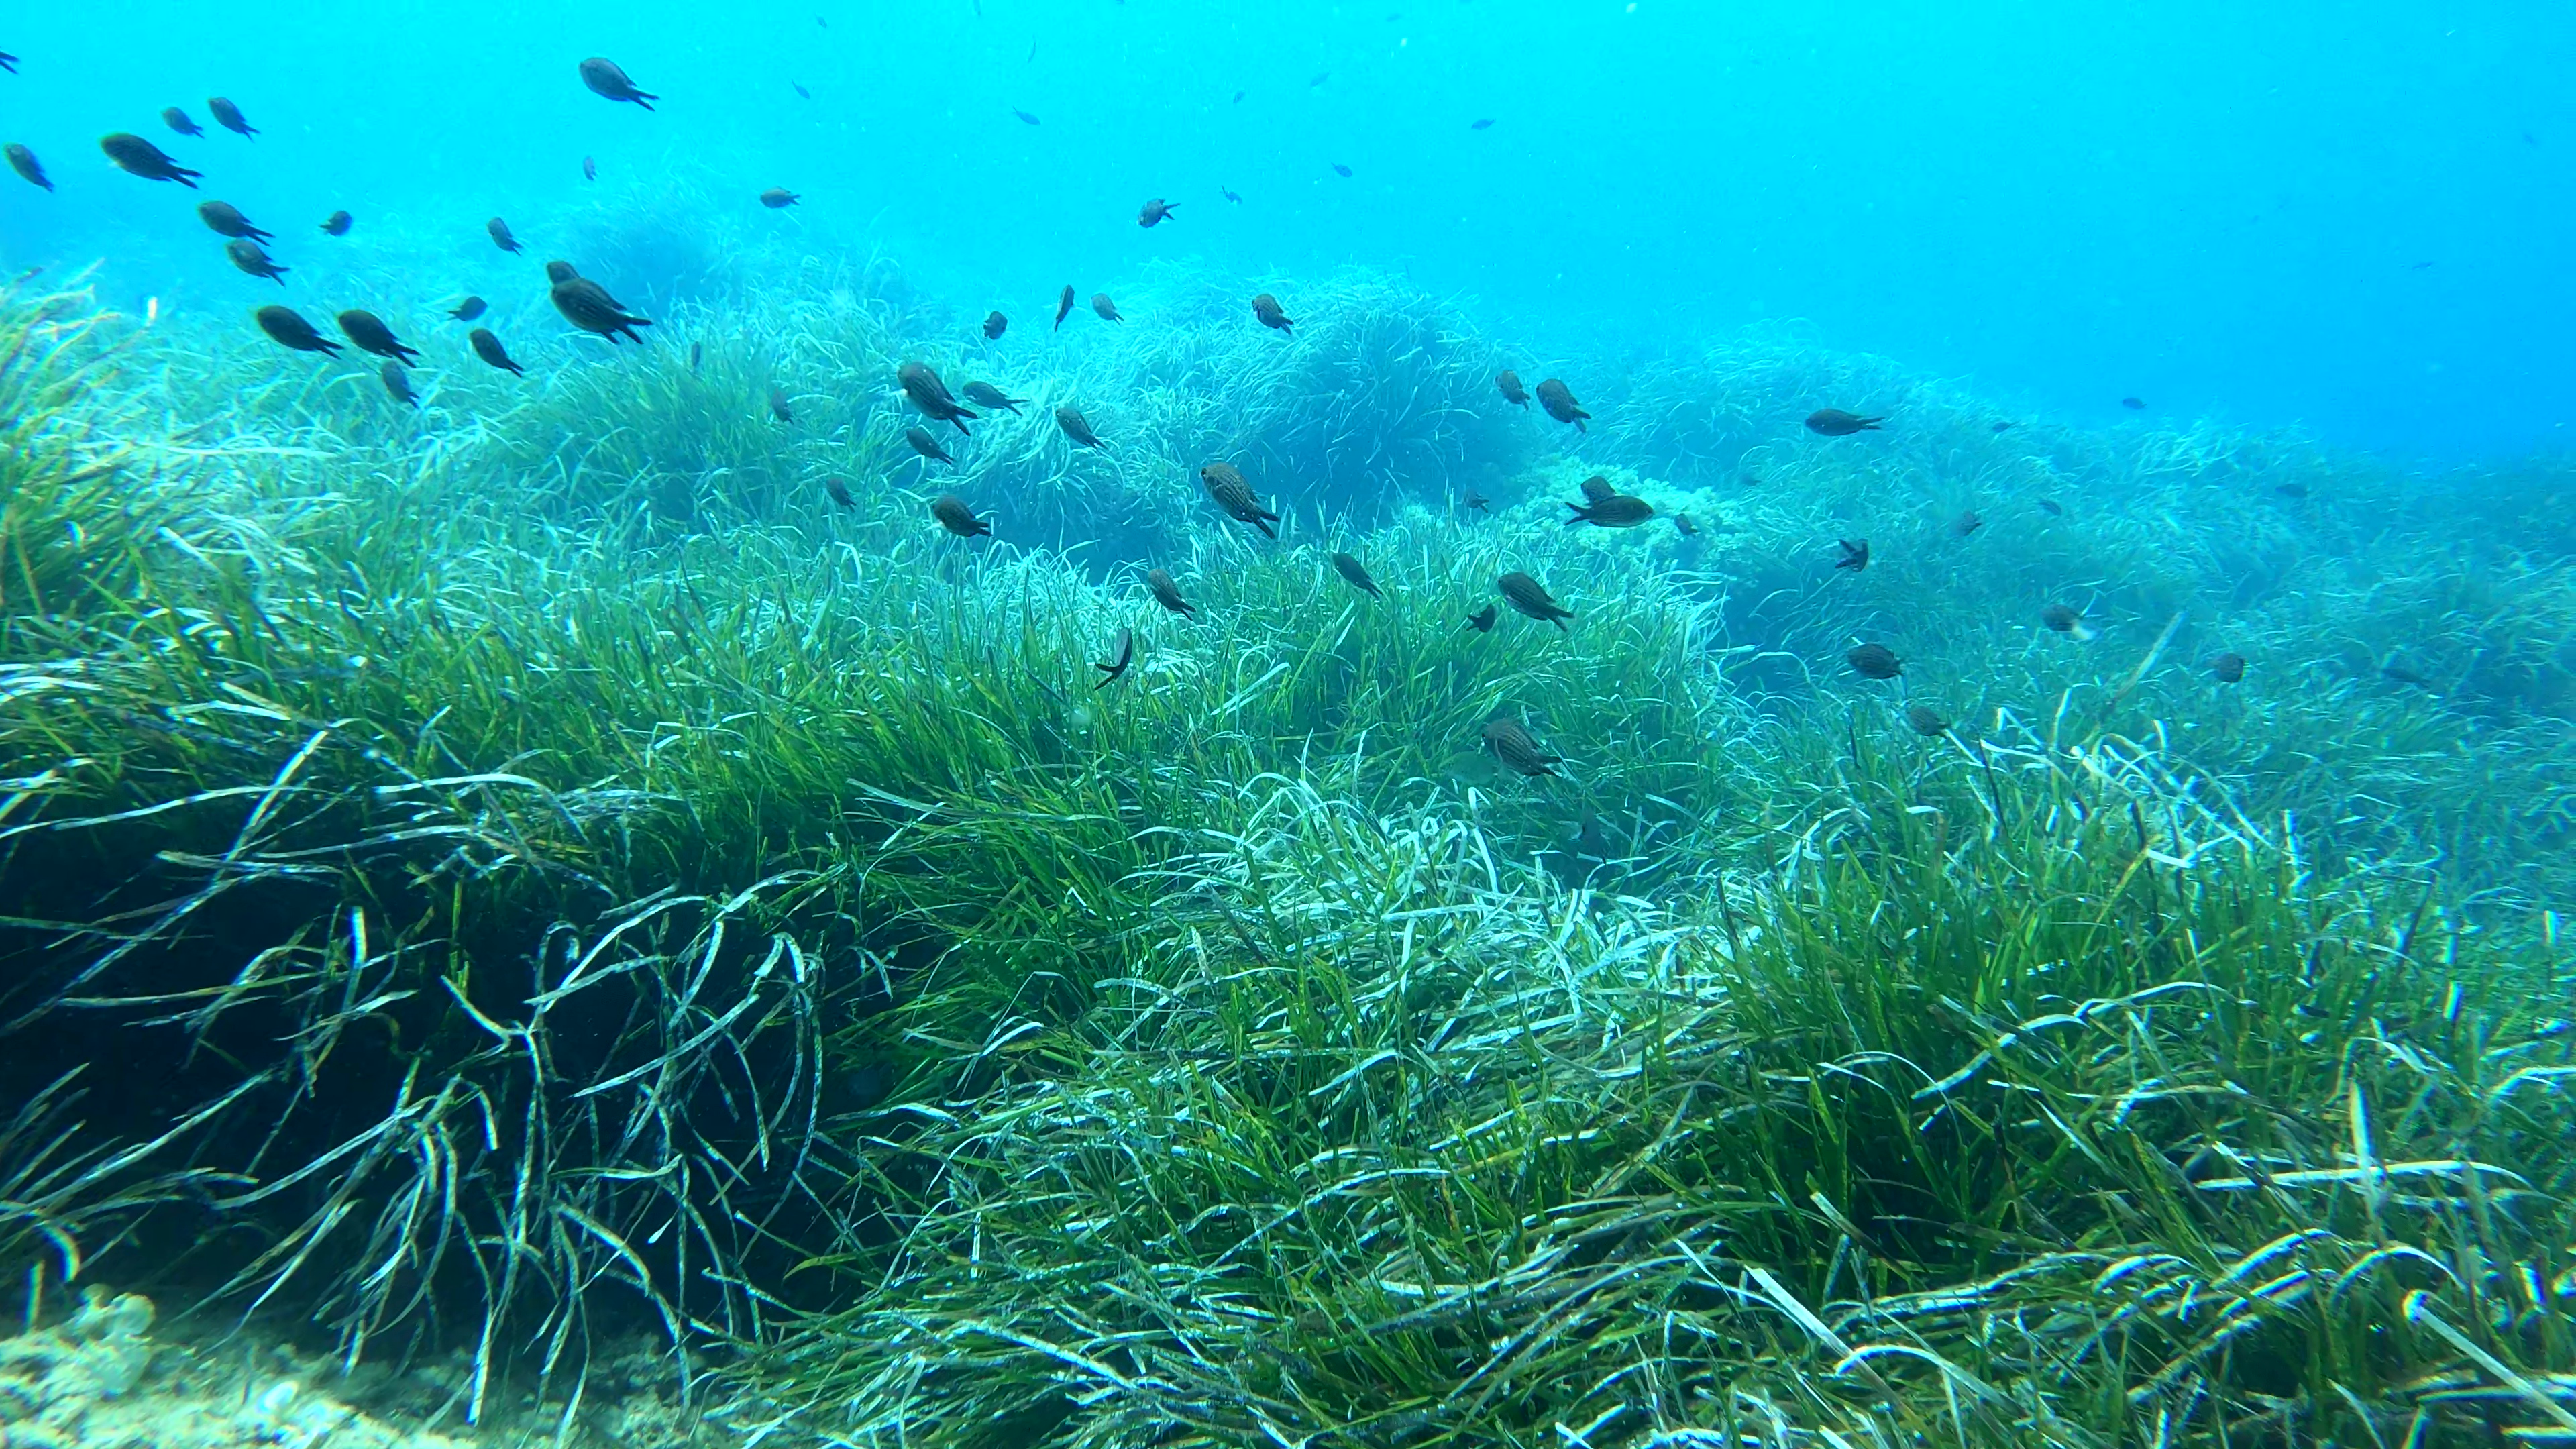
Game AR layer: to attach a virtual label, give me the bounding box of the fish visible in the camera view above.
[898,361,977,431]
[2039,604,2094,641]
[100,133,201,186]
[1220,185,1242,203]
[1012,107,1040,125]
[1673,513,1698,536]
[1991,420,2017,432]
[1907,704,1948,737]
[209,97,257,138]
[1146,568,1197,617]
[1055,286,1075,329]
[1466,604,1497,632]
[906,425,955,464]
[0,54,17,74]
[2121,396,2145,410]
[468,327,523,375]
[337,310,421,366]
[1951,508,1984,537]
[1232,91,1245,104]
[983,311,1008,339]
[823,476,855,508]
[1495,370,1530,407]
[1805,409,1882,435]
[792,81,812,99]
[690,341,702,372]
[162,107,203,137]
[1497,572,1573,630]
[583,155,596,180]
[380,360,418,407]
[197,200,272,242]
[1091,292,1122,322]
[930,495,991,537]
[1093,629,1136,690]
[1564,494,1653,527]
[254,305,341,354]
[1845,643,1902,680]
[961,381,1027,414]
[1055,404,1104,448]
[1200,462,1278,537]
[1463,491,1489,512]
[1481,718,1561,777]
[5,144,50,191]
[449,296,487,321]
[225,239,289,284]
[2275,483,2309,499]
[1330,551,1382,598]
[760,186,800,208]
[1331,163,1353,178]
[2207,651,2247,684]
[1833,538,1869,572]
[769,386,794,423]
[1470,118,1494,130]
[320,209,352,235]
[547,262,653,343]
[488,217,521,253]
[2037,498,2063,517]
[1252,292,1294,333]
[1138,198,1177,227]
[1579,476,1617,504]
[1310,70,1330,87]
[1535,378,1587,431]
[2381,662,2436,690]
[579,58,657,109]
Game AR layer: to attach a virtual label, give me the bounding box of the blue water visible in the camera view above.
[3,0,2567,462]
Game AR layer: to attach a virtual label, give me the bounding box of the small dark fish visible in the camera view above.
[1470,117,1494,130]
[579,57,657,109]
[380,360,417,407]
[1093,628,1134,690]
[2039,604,2094,640]
[0,54,17,75]
[1535,378,1587,431]
[1055,404,1104,449]
[2275,483,2309,499]
[449,296,487,321]
[906,425,955,464]
[1578,475,1617,504]
[1846,643,1902,680]
[1330,551,1381,598]
[1673,513,1698,537]
[1465,604,1497,632]
[1055,285,1075,330]
[1481,718,1562,777]
[1309,71,1330,87]
[769,386,794,423]
[1806,408,1882,435]
[1232,90,1245,104]
[1495,370,1529,407]
[961,381,1026,415]
[1252,292,1294,333]
[1463,491,1489,513]
[2036,498,2063,517]
[793,82,811,100]
[1834,538,1869,572]
[1138,197,1177,227]
[1906,704,1947,737]
[254,305,340,354]
[548,264,653,343]
[1497,572,1573,631]
[690,341,702,372]
[162,107,203,137]
[1991,420,2017,432]
[468,327,523,375]
[1564,494,1653,528]
[898,360,977,431]
[1146,568,1197,617]
[100,133,201,186]
[930,495,991,537]
[1201,462,1278,537]
[1012,107,1040,125]
[1220,185,1242,202]
[2410,260,2434,271]
[11,266,41,283]
[1091,292,1122,322]
[760,186,800,208]
[197,200,271,241]
[320,209,352,235]
[6,144,52,191]
[225,238,289,284]
[983,310,1007,339]
[1331,163,1353,178]
[337,310,421,365]
[209,97,256,138]
[2207,651,2246,684]
[2121,396,2145,410]
[1951,508,1984,537]
[488,217,521,253]
[2382,662,2436,690]
[823,476,855,508]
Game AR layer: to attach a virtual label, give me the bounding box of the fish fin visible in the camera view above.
[1254,519,1276,539]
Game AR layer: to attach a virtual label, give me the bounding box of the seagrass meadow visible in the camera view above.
[1,237,2573,1449]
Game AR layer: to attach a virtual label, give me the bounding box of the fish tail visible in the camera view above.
[1254,519,1276,539]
